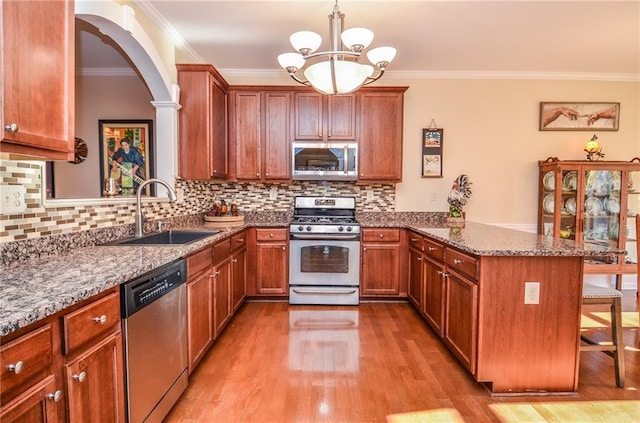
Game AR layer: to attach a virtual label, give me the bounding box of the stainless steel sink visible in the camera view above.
[111,230,219,245]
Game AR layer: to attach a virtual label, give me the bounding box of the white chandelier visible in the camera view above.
[277,1,396,95]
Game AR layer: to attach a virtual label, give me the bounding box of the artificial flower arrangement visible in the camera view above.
[447,174,472,220]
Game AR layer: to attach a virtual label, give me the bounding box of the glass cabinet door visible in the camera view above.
[582,169,622,265]
[559,169,578,239]
[626,170,640,269]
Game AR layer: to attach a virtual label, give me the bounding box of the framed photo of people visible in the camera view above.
[422,128,443,178]
[99,120,154,196]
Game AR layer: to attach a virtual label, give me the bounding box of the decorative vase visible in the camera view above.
[446,211,466,226]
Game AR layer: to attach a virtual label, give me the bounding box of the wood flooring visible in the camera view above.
[165,293,640,423]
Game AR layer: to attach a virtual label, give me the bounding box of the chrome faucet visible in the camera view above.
[135,178,178,237]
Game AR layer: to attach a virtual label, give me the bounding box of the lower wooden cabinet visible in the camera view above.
[231,247,247,312]
[186,262,214,373]
[213,255,232,337]
[361,228,403,297]
[407,247,424,309]
[252,228,289,295]
[64,332,125,423]
[0,375,61,423]
[423,256,446,337]
[443,270,478,373]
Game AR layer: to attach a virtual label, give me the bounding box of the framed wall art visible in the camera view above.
[422,127,443,178]
[539,102,620,131]
[99,119,154,196]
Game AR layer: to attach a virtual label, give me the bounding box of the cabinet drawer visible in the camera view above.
[408,233,424,251]
[63,292,120,354]
[445,248,479,281]
[1,324,54,398]
[256,228,288,242]
[424,238,444,262]
[231,231,247,250]
[187,246,213,277]
[362,228,400,242]
[213,239,231,263]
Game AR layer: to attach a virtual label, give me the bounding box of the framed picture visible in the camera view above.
[539,102,620,131]
[99,120,154,196]
[422,128,443,178]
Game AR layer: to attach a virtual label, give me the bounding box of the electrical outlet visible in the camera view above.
[366,190,374,201]
[524,281,540,304]
[0,185,27,214]
[431,192,437,202]
[269,189,278,200]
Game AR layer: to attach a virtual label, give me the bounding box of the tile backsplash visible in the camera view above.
[1,159,395,243]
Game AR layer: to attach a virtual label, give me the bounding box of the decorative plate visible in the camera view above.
[565,197,577,215]
[562,171,577,191]
[543,171,555,191]
[584,197,603,215]
[543,193,557,214]
[605,197,620,214]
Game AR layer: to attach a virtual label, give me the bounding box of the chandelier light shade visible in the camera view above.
[277,0,396,95]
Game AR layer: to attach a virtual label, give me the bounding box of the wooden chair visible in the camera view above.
[581,283,625,387]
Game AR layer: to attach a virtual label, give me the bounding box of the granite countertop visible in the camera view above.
[0,216,624,337]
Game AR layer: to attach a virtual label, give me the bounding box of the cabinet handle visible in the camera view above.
[453,259,464,265]
[235,238,245,242]
[231,258,238,263]
[72,372,87,383]
[7,361,24,374]
[4,123,18,133]
[256,173,260,177]
[93,315,107,324]
[47,390,63,402]
[417,257,422,261]
[379,234,384,239]
[437,270,443,275]
[428,247,436,251]
[215,270,221,276]
[410,238,418,242]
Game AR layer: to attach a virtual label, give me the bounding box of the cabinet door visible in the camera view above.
[0,0,74,160]
[423,257,445,337]
[213,257,232,338]
[233,92,262,179]
[256,242,288,295]
[358,92,404,182]
[294,92,323,140]
[210,76,228,178]
[263,92,291,180]
[186,271,213,372]
[231,248,247,312]
[361,244,400,296]
[327,95,356,140]
[407,248,424,310]
[64,332,125,423]
[444,271,478,374]
[0,375,61,423]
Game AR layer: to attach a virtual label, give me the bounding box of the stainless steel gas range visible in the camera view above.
[289,196,360,305]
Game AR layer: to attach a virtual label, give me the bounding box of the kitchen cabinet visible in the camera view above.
[229,89,291,181]
[230,232,248,312]
[358,89,406,182]
[0,375,61,423]
[186,246,214,373]
[360,228,403,297]
[61,291,125,423]
[177,64,229,180]
[294,92,357,141]
[249,228,289,296]
[213,254,232,337]
[407,237,425,311]
[0,0,74,161]
[538,158,640,288]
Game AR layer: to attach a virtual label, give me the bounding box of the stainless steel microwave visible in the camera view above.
[292,142,358,180]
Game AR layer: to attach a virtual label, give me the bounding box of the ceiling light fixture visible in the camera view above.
[277,0,396,95]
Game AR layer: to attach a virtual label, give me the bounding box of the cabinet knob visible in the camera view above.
[47,390,63,402]
[428,247,436,251]
[265,173,270,177]
[360,173,364,177]
[231,258,238,263]
[417,257,422,261]
[363,247,367,252]
[215,270,221,276]
[256,173,260,177]
[269,233,274,238]
[72,372,87,383]
[281,246,286,251]
[453,259,464,265]
[93,315,107,324]
[4,123,18,133]
[7,361,24,374]
[235,238,244,242]
[379,234,384,239]
[410,238,418,242]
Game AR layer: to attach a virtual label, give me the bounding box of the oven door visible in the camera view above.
[289,235,360,287]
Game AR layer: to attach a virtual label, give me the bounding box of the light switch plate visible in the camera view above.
[0,185,27,214]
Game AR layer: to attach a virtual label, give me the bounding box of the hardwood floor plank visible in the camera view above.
[166,294,640,423]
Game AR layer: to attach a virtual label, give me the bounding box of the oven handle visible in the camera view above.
[292,288,358,295]
[290,233,360,241]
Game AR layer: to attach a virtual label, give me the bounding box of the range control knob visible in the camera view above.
[306,226,312,231]
[346,226,353,232]
[298,225,304,231]
[338,226,344,232]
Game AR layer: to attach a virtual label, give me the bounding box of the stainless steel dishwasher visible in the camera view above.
[121,259,188,423]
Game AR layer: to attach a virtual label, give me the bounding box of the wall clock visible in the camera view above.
[69,137,88,164]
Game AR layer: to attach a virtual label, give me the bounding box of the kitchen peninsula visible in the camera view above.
[1,217,624,398]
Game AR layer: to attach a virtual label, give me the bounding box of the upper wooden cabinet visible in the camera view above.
[294,92,357,141]
[0,0,74,161]
[358,89,406,182]
[177,64,229,180]
[229,88,291,181]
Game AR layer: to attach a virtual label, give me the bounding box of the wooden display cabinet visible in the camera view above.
[538,157,640,287]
